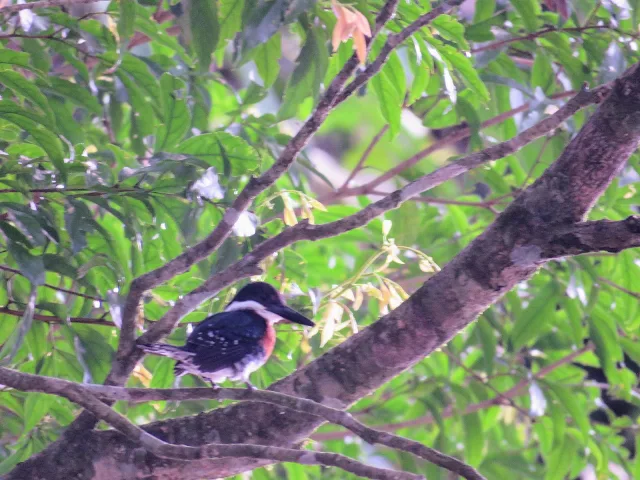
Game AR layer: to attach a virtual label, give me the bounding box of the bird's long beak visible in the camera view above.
[267,304,315,326]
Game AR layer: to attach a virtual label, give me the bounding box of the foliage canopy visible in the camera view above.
[1,0,640,479]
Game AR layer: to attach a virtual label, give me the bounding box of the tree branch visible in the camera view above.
[0,0,104,13]
[0,307,114,326]
[344,83,610,197]
[112,0,406,373]
[140,82,612,352]
[0,367,483,480]
[542,216,640,258]
[0,265,103,302]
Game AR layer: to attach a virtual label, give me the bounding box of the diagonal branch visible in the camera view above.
[113,0,406,371]
[140,82,612,351]
[10,60,640,480]
[344,83,610,196]
[0,367,482,480]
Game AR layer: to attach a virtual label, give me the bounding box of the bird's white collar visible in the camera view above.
[225,300,282,324]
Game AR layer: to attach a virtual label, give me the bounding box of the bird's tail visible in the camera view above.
[138,343,195,362]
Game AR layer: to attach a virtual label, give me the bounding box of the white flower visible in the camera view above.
[192,167,225,200]
[232,211,258,237]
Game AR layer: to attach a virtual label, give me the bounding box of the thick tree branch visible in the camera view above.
[0,369,420,480]
[0,367,484,480]
[12,62,640,480]
[541,216,640,258]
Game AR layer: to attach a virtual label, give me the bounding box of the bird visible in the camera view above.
[138,282,315,389]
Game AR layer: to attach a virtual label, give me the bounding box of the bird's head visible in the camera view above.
[225,282,315,326]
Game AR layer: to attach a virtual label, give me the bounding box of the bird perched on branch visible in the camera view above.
[139,282,315,389]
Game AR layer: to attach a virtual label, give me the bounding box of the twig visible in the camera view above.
[471,25,639,54]
[598,276,640,300]
[340,125,390,190]
[0,265,103,302]
[0,0,104,13]
[444,348,531,418]
[0,307,114,326]
[342,87,601,196]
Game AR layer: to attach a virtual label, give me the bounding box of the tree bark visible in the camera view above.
[10,64,640,480]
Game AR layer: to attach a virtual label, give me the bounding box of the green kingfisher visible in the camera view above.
[138,282,315,389]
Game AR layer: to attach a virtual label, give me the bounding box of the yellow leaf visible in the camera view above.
[353,7,371,37]
[353,287,363,310]
[331,0,371,64]
[382,219,392,238]
[419,257,435,272]
[340,289,355,301]
[363,283,383,301]
[133,363,152,387]
[320,302,343,347]
[378,281,391,310]
[308,197,327,211]
[346,307,358,333]
[384,281,403,309]
[282,194,298,226]
[353,31,367,65]
[300,199,315,224]
[300,337,312,354]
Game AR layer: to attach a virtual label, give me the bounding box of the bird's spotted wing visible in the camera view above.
[184,310,267,373]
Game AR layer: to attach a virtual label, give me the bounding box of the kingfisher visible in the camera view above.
[138,282,314,389]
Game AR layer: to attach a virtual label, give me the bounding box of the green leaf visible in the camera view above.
[0,101,65,175]
[118,0,137,45]
[278,26,328,120]
[0,287,37,364]
[24,393,53,432]
[372,69,402,138]
[155,74,190,152]
[511,0,541,32]
[474,0,496,22]
[510,283,559,350]
[253,32,281,87]
[531,51,554,95]
[241,0,312,51]
[546,384,589,443]
[46,77,101,115]
[437,44,490,101]
[64,198,99,254]
[462,412,484,466]
[432,15,469,50]
[544,434,574,480]
[6,243,45,286]
[588,311,623,383]
[219,0,245,45]
[0,49,35,72]
[0,71,53,121]
[174,132,260,174]
[189,0,219,71]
